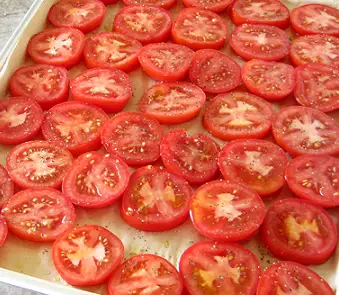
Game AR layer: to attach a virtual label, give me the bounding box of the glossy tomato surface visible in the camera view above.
[183,0,233,13]
[0,165,14,209]
[123,0,176,9]
[0,215,8,247]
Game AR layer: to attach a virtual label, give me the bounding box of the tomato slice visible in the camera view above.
[99,0,118,4]
[189,49,241,94]
[218,139,288,197]
[0,97,43,145]
[121,165,192,231]
[171,8,228,50]
[139,82,206,124]
[48,0,106,34]
[0,215,8,247]
[113,5,172,45]
[203,92,274,141]
[2,188,75,242]
[62,152,130,208]
[27,28,85,69]
[138,43,194,82]
[230,23,290,61]
[230,0,290,29]
[52,225,124,286]
[101,112,163,166]
[0,165,14,209]
[180,241,261,295]
[42,101,109,156]
[294,63,339,113]
[241,59,295,101]
[70,68,132,113]
[182,0,233,13]
[272,106,339,157]
[160,129,220,184]
[108,254,183,295]
[291,4,339,37]
[9,64,69,110]
[123,0,176,9]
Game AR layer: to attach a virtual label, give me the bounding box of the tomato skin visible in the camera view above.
[0,165,14,209]
[182,0,233,13]
[123,0,176,9]
[99,0,118,4]
[0,215,8,247]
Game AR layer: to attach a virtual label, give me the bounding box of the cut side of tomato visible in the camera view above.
[123,0,176,9]
[0,215,8,247]
[0,165,14,209]
[203,92,274,141]
[108,254,183,295]
[52,225,124,286]
[218,139,288,197]
[182,0,233,13]
[261,198,338,265]
[0,97,43,145]
[272,106,339,157]
[2,188,75,242]
[180,241,261,295]
[171,8,228,50]
[139,82,206,124]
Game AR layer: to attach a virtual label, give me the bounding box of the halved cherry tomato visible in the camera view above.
[241,59,295,101]
[121,165,192,231]
[123,0,176,9]
[189,49,241,94]
[0,215,8,247]
[230,23,290,61]
[291,4,339,37]
[113,5,172,45]
[230,0,290,29]
[203,92,274,141]
[2,188,75,242]
[52,225,124,286]
[0,97,43,145]
[294,63,339,113]
[70,68,132,113]
[63,152,130,208]
[101,112,163,166]
[138,43,194,82]
[182,0,233,13]
[42,101,109,156]
[84,32,142,72]
[272,106,339,157]
[180,241,261,295]
[48,0,106,33]
[9,64,69,110]
[139,82,206,124]
[160,129,219,184]
[218,139,288,197]
[27,28,85,69]
[171,8,228,50]
[290,34,339,67]
[0,165,14,209]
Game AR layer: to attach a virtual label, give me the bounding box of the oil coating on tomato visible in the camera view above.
[0,215,8,247]
[0,165,14,209]
[123,0,176,9]
[182,0,233,13]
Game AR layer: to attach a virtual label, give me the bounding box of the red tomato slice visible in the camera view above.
[291,4,339,37]
[261,198,338,265]
[203,92,274,141]
[99,0,118,4]
[48,0,106,34]
[27,28,85,69]
[121,165,192,231]
[6,141,73,189]
[101,112,163,166]
[138,43,194,82]
[272,106,339,157]
[42,101,109,156]
[70,68,132,113]
[294,63,339,113]
[0,165,14,209]
[285,155,339,208]
[9,64,69,110]
[218,139,288,197]
[230,0,290,29]
[52,225,124,286]
[189,49,241,94]
[241,59,295,101]
[63,152,130,208]
[108,254,183,295]
[257,261,334,295]
[139,82,206,124]
[0,97,43,145]
[191,180,265,242]
[290,34,339,67]
[182,0,233,13]
[160,129,220,184]
[0,215,8,247]
[2,188,75,242]
[171,8,228,50]
[113,5,172,45]
[84,32,142,72]
[123,0,176,9]
[180,241,261,295]
[230,23,290,61]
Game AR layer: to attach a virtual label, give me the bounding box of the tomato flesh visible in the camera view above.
[0,215,8,247]
[182,0,233,13]
[0,165,14,209]
[123,0,176,9]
